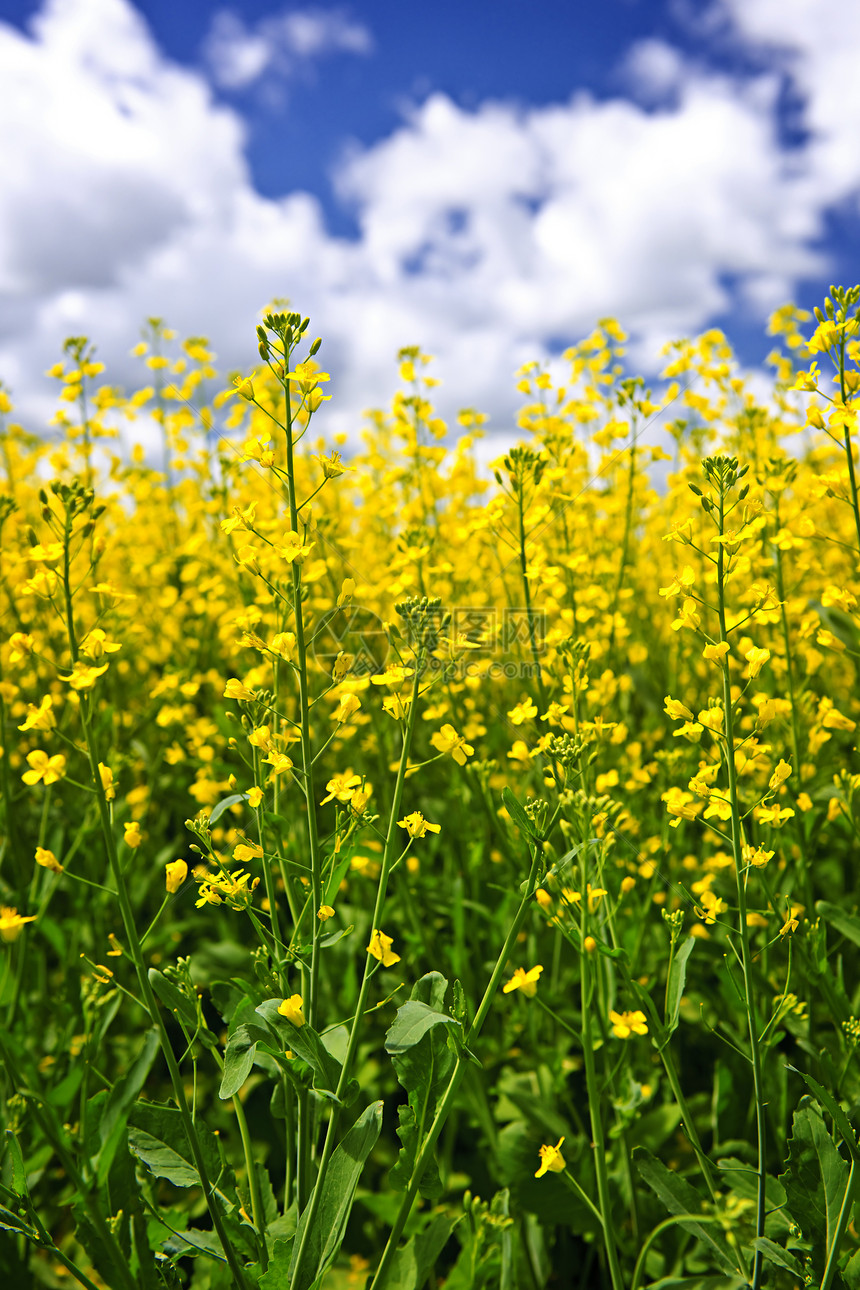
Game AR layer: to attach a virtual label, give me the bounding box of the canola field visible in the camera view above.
[1,291,860,1289]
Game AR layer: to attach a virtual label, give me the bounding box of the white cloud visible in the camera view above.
[201,5,373,91]
[1,0,859,451]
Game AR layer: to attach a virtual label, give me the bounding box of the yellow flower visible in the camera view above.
[321,772,362,805]
[502,965,543,997]
[702,641,730,662]
[264,751,294,777]
[609,1009,648,1039]
[768,759,792,790]
[275,531,314,564]
[233,840,263,863]
[535,1137,566,1178]
[367,929,401,966]
[318,904,335,921]
[278,994,306,1027]
[270,631,297,659]
[508,698,538,726]
[664,696,694,722]
[124,821,142,848]
[165,860,188,893]
[745,646,771,678]
[59,661,110,690]
[371,664,414,687]
[430,724,474,766]
[332,693,362,724]
[22,750,67,786]
[742,844,774,869]
[0,906,37,942]
[35,847,63,874]
[224,678,255,702]
[18,695,56,731]
[98,762,115,800]
[247,786,264,808]
[398,811,441,838]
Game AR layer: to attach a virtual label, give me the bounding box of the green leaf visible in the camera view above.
[148,968,199,1032]
[385,1000,460,1054]
[665,937,695,1033]
[94,1028,160,1186]
[0,1204,33,1235]
[219,1023,268,1100]
[260,1238,294,1288]
[4,1130,27,1197]
[127,1102,229,1198]
[815,901,860,948]
[786,1065,860,1165]
[255,1000,354,1102]
[209,793,247,825]
[501,787,539,839]
[780,1099,849,1275]
[289,1100,383,1290]
[752,1236,803,1276]
[634,1149,743,1277]
[385,976,460,1200]
[383,1213,462,1290]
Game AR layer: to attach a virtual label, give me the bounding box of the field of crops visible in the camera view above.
[2,288,860,1289]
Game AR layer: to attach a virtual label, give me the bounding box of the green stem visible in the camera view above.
[579,877,626,1290]
[716,479,767,1290]
[368,845,543,1290]
[631,1213,733,1290]
[820,1156,858,1290]
[289,654,425,1286]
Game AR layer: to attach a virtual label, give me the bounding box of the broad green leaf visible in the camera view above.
[148,968,199,1032]
[634,1149,743,1277]
[501,786,539,839]
[383,1213,462,1290]
[260,1238,294,1288]
[209,792,247,825]
[786,1064,860,1164]
[384,1000,460,1054]
[4,1130,27,1197]
[752,1236,803,1276]
[127,1102,228,1199]
[219,1023,267,1099]
[815,901,860,948]
[665,937,695,1033]
[385,976,460,1199]
[780,1100,849,1275]
[94,1028,160,1185]
[255,1000,354,1102]
[289,1100,383,1290]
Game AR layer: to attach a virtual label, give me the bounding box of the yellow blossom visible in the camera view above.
[59,661,110,691]
[35,847,63,874]
[18,696,56,732]
[508,698,538,725]
[535,1137,566,1177]
[166,860,188,893]
[318,904,335,921]
[430,724,474,766]
[703,641,730,662]
[22,750,67,786]
[745,647,771,679]
[124,821,142,848]
[367,929,400,967]
[503,965,543,997]
[224,678,255,702]
[321,772,362,805]
[99,762,115,800]
[610,1010,648,1039]
[0,906,37,942]
[664,696,694,722]
[278,994,306,1027]
[247,786,264,808]
[398,811,441,838]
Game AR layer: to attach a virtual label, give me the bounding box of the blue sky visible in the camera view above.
[1,0,859,441]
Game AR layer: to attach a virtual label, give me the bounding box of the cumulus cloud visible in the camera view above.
[0,0,858,445]
[201,6,373,91]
